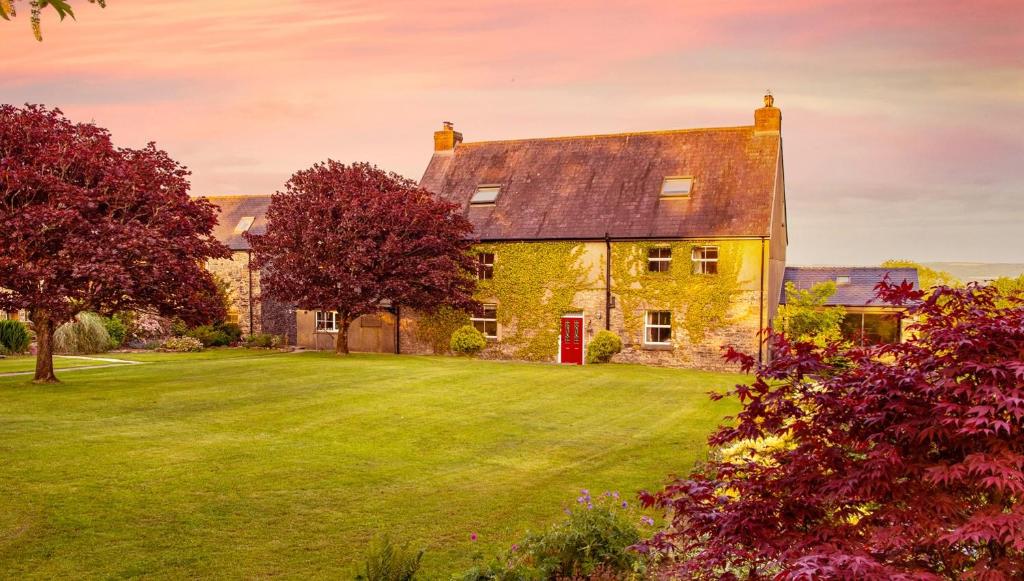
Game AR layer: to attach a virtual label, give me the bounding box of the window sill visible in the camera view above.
[642,343,673,351]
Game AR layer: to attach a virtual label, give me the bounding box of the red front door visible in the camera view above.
[560,316,583,365]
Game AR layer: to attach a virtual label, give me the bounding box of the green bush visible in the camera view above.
[455,491,651,580]
[103,315,127,349]
[54,312,112,354]
[217,322,243,344]
[170,318,189,337]
[0,320,31,355]
[160,336,204,352]
[450,325,486,356]
[586,330,623,364]
[187,325,230,347]
[245,333,280,348]
[354,534,424,581]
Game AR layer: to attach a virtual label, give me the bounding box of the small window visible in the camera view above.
[315,311,338,332]
[661,177,693,198]
[477,252,494,280]
[226,307,240,325]
[692,246,719,275]
[648,247,672,272]
[645,311,672,345]
[471,304,498,339]
[836,275,851,286]
[233,216,256,234]
[470,186,500,205]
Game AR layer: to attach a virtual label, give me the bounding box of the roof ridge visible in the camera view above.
[197,194,273,199]
[458,125,755,147]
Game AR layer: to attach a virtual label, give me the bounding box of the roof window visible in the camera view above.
[470,186,500,205]
[660,177,693,198]
[836,275,851,285]
[233,216,255,234]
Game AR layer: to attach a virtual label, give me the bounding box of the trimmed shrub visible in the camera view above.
[54,312,112,354]
[245,333,280,348]
[586,330,622,364]
[354,534,424,581]
[187,325,230,347]
[450,325,486,356]
[217,322,243,344]
[170,318,188,337]
[0,320,31,355]
[160,336,204,352]
[103,315,127,349]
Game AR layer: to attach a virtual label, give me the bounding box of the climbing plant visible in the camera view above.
[475,242,591,361]
[413,306,470,354]
[610,241,743,346]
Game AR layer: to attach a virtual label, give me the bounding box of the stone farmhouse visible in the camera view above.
[205,95,789,369]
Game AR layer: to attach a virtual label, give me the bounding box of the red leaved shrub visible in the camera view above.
[640,281,1024,579]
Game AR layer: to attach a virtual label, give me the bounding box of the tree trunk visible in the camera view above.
[335,315,350,355]
[32,309,59,384]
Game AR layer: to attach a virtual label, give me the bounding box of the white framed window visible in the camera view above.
[315,311,338,332]
[471,304,498,339]
[648,247,671,272]
[692,246,719,275]
[470,186,500,205]
[836,275,851,286]
[477,252,494,280]
[644,310,672,345]
[660,177,693,198]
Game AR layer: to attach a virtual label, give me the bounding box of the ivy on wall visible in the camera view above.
[610,241,743,345]
[475,242,590,361]
[413,306,470,354]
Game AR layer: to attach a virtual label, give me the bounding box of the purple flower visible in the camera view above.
[587,502,594,510]
[612,491,620,499]
[470,533,478,541]
[580,489,589,496]
[641,516,655,526]
[510,543,519,552]
[621,501,628,508]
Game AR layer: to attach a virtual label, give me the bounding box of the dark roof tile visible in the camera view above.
[781,267,920,307]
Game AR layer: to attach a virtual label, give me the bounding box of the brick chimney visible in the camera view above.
[754,92,781,136]
[433,121,463,151]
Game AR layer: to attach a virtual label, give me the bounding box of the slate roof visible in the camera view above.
[419,126,781,240]
[201,194,273,250]
[780,267,920,307]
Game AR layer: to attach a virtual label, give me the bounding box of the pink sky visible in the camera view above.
[3,0,1023,264]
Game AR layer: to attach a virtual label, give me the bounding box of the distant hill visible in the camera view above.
[924,262,1024,283]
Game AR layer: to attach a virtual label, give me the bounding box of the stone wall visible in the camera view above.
[206,251,260,336]
[398,239,772,371]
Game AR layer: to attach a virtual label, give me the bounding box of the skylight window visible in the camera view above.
[836,275,851,286]
[470,186,500,205]
[661,177,694,198]
[233,216,255,234]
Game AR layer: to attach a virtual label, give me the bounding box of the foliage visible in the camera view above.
[773,280,846,346]
[586,330,622,364]
[450,325,486,356]
[413,306,469,354]
[159,336,204,352]
[991,274,1024,307]
[456,491,653,580]
[0,0,105,41]
[187,325,231,348]
[170,319,189,337]
[881,259,960,291]
[0,320,30,355]
[640,281,1024,579]
[354,535,424,581]
[217,322,243,344]
[248,161,477,355]
[245,333,281,348]
[54,312,111,355]
[103,315,127,349]
[0,105,229,382]
[474,242,590,361]
[611,241,740,346]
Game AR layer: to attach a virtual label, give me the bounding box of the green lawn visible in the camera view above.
[0,350,741,579]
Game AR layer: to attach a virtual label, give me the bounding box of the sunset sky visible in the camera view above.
[3,0,1022,265]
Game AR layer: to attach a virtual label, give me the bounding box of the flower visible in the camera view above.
[622,501,628,508]
[641,516,655,526]
[470,533,477,541]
